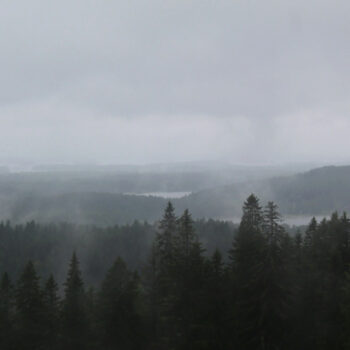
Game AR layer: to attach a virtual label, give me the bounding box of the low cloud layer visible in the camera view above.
[0,0,349,165]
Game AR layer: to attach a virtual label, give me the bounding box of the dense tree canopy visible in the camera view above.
[1,196,350,349]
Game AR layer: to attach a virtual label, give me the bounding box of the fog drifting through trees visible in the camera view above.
[1,197,350,349]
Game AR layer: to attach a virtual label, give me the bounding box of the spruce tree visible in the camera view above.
[203,249,231,349]
[15,261,45,350]
[142,242,161,348]
[304,216,318,250]
[0,272,14,350]
[156,201,177,270]
[61,252,89,350]
[42,274,60,350]
[152,202,178,347]
[97,257,141,350]
[229,194,265,350]
[260,201,291,350]
[341,271,350,348]
[172,209,205,349]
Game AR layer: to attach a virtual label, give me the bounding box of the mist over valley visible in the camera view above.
[0,162,345,226]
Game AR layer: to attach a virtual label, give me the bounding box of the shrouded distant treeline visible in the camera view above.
[1,195,350,349]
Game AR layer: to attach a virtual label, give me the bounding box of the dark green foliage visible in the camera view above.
[156,201,177,267]
[172,209,206,349]
[259,201,292,349]
[147,205,207,349]
[42,274,60,350]
[341,271,350,348]
[230,194,267,349]
[230,197,294,350]
[202,249,232,349]
[3,199,350,349]
[61,253,89,350]
[97,258,142,350]
[0,219,235,286]
[15,261,45,350]
[149,202,178,348]
[0,273,14,350]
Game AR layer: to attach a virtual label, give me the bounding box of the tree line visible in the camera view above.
[1,194,350,349]
[0,218,235,286]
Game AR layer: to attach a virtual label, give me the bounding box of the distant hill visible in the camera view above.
[178,165,350,219]
[9,192,167,226]
[270,165,350,214]
[0,165,349,225]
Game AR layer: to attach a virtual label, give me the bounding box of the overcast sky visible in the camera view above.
[0,0,349,165]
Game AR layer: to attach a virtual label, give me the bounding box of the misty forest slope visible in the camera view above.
[181,165,350,219]
[0,165,349,225]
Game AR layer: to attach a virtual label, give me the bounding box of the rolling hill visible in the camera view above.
[0,165,349,225]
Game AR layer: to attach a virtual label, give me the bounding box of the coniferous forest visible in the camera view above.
[1,0,348,349]
[1,195,350,349]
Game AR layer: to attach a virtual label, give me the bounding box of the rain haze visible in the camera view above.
[3,3,350,349]
[0,0,349,165]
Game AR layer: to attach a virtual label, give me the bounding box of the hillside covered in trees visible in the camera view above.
[181,165,350,219]
[0,165,349,225]
[1,196,350,349]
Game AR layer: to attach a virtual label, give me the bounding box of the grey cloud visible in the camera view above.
[0,0,349,164]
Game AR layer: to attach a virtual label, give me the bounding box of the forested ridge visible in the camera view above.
[0,218,235,285]
[1,195,350,349]
[0,165,349,225]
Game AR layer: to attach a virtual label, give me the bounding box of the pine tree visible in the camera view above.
[151,202,178,347]
[142,242,161,348]
[15,261,45,350]
[0,272,14,350]
[172,209,205,349]
[203,249,231,349]
[42,274,60,350]
[298,217,331,349]
[239,194,264,234]
[304,216,318,250]
[175,209,196,259]
[323,212,350,349]
[97,257,142,350]
[260,201,291,350]
[341,271,350,348]
[262,201,284,243]
[229,194,266,350]
[61,252,89,350]
[85,286,98,350]
[156,201,177,270]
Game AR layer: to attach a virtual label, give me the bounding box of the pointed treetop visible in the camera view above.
[264,201,282,223]
[161,202,176,222]
[64,251,84,294]
[211,249,224,273]
[239,194,263,233]
[178,209,194,231]
[45,274,58,293]
[245,193,261,207]
[19,261,40,285]
[263,201,285,243]
[308,217,318,232]
[1,272,11,290]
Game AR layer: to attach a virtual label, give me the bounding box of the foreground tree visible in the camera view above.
[229,194,265,349]
[61,252,89,350]
[42,274,60,350]
[203,249,231,349]
[0,273,14,350]
[260,201,292,349]
[155,201,177,272]
[97,257,142,350]
[15,261,45,350]
[150,202,178,347]
[172,209,206,349]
